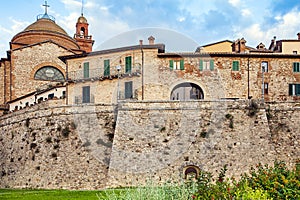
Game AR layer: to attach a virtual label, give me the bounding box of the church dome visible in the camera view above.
[24,17,68,35]
[77,15,88,24]
[10,15,80,51]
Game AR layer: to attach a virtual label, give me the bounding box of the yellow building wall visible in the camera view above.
[281,42,300,54]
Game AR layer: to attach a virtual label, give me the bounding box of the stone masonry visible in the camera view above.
[0,99,299,189]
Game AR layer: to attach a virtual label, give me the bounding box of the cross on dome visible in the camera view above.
[43,1,50,14]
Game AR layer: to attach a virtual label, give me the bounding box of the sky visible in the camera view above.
[1,0,300,57]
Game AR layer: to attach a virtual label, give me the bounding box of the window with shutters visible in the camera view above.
[169,59,184,70]
[293,62,300,72]
[83,62,89,78]
[82,86,90,103]
[125,56,132,73]
[289,84,300,96]
[104,59,110,76]
[199,60,214,71]
[232,61,239,71]
[125,81,133,99]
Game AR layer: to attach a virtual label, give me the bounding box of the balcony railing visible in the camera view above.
[74,95,95,104]
[74,34,93,40]
[67,66,141,82]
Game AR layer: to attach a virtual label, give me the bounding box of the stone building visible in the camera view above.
[62,36,300,105]
[0,3,299,190]
[0,3,93,112]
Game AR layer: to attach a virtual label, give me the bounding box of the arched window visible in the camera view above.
[183,165,201,180]
[34,66,64,82]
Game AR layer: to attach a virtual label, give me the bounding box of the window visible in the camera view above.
[199,60,214,71]
[232,61,239,71]
[125,56,132,73]
[293,51,297,54]
[104,59,110,76]
[125,81,133,99]
[48,93,54,99]
[293,62,300,72]
[169,60,184,70]
[34,66,64,81]
[83,62,89,78]
[264,83,269,95]
[289,84,300,96]
[261,61,268,72]
[82,86,90,103]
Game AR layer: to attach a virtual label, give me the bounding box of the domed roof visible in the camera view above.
[11,15,80,51]
[77,15,88,24]
[24,17,68,35]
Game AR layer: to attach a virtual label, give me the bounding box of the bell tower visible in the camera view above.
[74,13,94,53]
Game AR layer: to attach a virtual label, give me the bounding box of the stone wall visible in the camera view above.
[0,99,115,189]
[11,42,71,100]
[0,99,299,189]
[266,102,300,165]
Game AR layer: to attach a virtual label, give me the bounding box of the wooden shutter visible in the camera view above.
[199,60,203,71]
[169,60,174,70]
[232,61,239,71]
[125,56,132,73]
[296,84,300,96]
[210,60,214,70]
[180,59,184,70]
[104,59,110,76]
[82,86,90,103]
[83,62,89,78]
[125,81,133,99]
[293,62,300,72]
[289,84,293,96]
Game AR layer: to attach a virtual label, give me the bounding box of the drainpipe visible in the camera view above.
[140,40,144,100]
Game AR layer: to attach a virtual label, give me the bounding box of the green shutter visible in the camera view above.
[199,60,203,71]
[169,60,174,70]
[293,62,300,72]
[83,62,89,78]
[180,59,184,70]
[296,84,300,96]
[125,81,133,99]
[232,61,239,71]
[82,86,90,103]
[104,59,110,76]
[210,60,214,71]
[125,56,132,73]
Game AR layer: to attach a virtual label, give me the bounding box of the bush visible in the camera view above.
[99,161,299,200]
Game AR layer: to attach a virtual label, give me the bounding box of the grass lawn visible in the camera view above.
[0,189,112,200]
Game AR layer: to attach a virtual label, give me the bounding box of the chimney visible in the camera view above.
[139,40,143,45]
[297,33,300,40]
[232,39,239,52]
[239,38,246,53]
[148,36,155,45]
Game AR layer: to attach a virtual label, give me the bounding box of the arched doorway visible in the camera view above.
[171,82,204,100]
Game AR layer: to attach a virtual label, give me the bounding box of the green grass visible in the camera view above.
[0,189,108,200]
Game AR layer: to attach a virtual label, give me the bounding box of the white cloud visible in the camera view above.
[228,0,240,7]
[177,17,186,22]
[240,9,300,47]
[241,9,251,17]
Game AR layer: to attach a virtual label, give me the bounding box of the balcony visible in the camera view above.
[74,34,93,40]
[74,95,95,104]
[67,66,141,82]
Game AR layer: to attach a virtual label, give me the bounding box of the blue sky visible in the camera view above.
[1,0,300,57]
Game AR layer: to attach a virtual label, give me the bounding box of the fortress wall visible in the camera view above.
[0,99,299,189]
[266,102,300,165]
[0,99,116,189]
[107,100,298,187]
